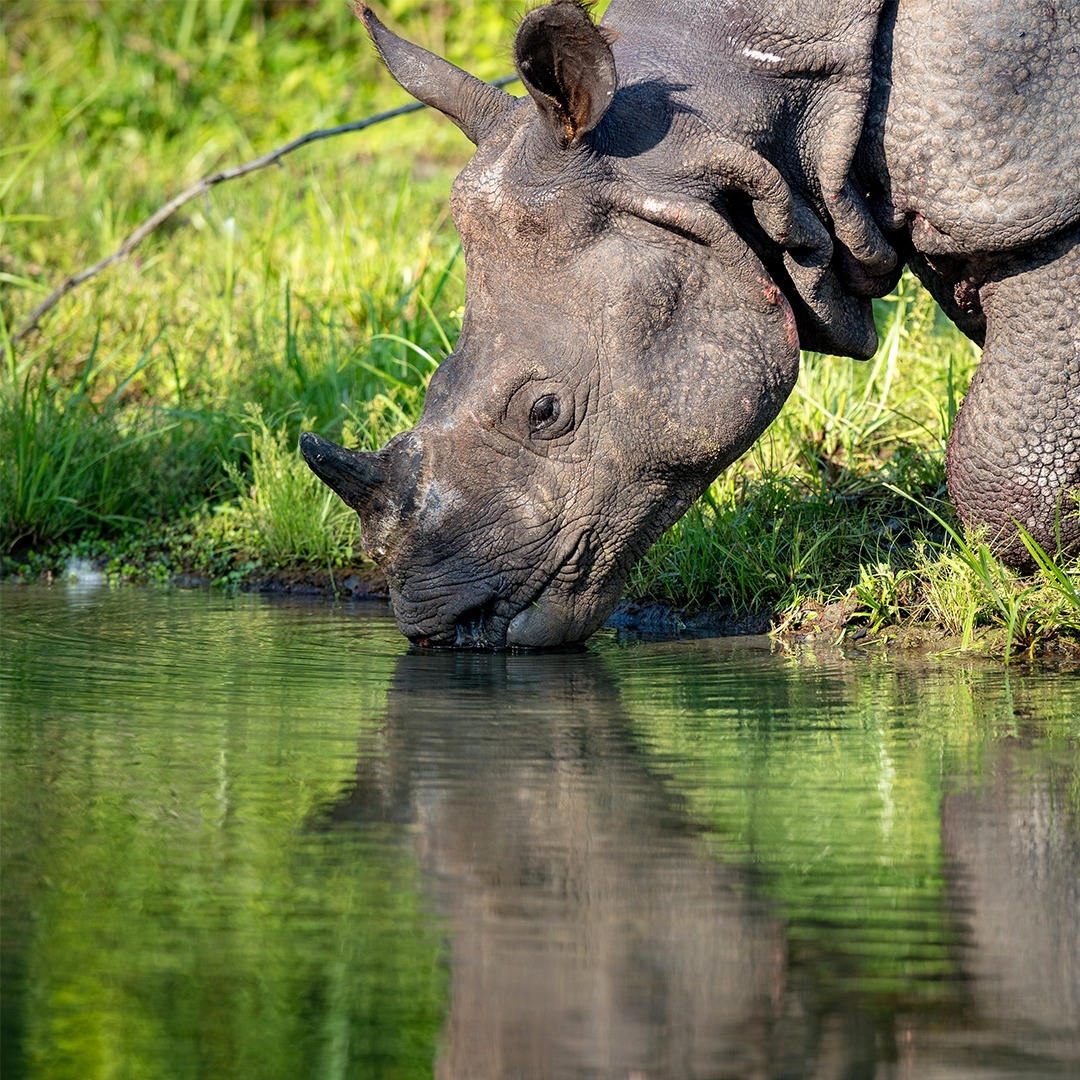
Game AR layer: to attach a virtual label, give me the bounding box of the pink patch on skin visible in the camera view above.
[759,278,784,305]
[784,304,799,351]
[758,275,800,357]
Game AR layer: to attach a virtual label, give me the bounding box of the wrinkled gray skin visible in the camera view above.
[302,0,1080,648]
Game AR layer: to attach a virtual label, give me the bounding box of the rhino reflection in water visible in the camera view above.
[329,650,784,1078]
[326,649,1080,1077]
[302,0,1080,648]
[941,744,1080,1065]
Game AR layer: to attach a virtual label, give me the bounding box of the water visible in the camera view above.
[1,583,1077,1079]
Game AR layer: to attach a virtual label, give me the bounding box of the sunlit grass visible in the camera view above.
[2,0,466,553]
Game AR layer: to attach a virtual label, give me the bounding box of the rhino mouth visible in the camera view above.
[406,596,508,650]
[403,531,596,650]
[453,598,512,648]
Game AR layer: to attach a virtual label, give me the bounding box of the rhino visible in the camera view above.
[301,0,1080,648]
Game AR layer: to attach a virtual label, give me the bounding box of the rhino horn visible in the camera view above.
[299,432,388,514]
[356,3,515,145]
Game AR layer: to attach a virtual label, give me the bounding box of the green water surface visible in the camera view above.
[1,583,1077,1078]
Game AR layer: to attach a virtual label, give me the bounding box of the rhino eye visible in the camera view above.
[528,395,561,432]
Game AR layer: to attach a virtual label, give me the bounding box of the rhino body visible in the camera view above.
[302,0,1080,647]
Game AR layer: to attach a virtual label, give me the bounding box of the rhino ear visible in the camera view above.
[514,0,617,147]
[357,3,514,145]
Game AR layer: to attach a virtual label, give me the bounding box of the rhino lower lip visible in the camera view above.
[410,584,546,651]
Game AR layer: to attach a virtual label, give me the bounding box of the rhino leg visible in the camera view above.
[945,228,1080,565]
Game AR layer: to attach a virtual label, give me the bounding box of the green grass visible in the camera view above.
[0,331,234,549]
[1,0,475,535]
[223,404,360,568]
[2,0,1077,654]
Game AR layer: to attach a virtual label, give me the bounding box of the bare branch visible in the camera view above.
[12,76,517,345]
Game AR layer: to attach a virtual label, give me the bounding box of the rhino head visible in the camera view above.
[302,1,804,647]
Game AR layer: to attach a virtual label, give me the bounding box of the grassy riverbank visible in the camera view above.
[3,0,1078,656]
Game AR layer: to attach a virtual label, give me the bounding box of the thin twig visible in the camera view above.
[12,75,517,345]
